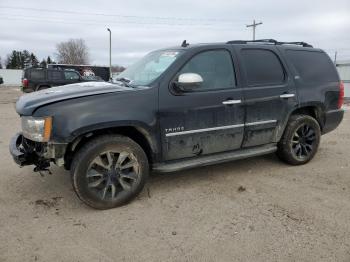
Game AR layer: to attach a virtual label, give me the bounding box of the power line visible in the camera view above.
[0,5,248,23]
[246,20,263,40]
[0,14,246,28]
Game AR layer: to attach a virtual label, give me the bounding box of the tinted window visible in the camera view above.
[30,70,45,80]
[241,49,285,86]
[286,50,338,84]
[179,50,235,90]
[48,71,62,80]
[64,71,80,80]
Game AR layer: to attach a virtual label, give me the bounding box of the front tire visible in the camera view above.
[277,114,321,165]
[71,135,149,209]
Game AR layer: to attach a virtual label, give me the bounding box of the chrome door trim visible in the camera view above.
[165,120,277,137]
[222,99,242,105]
[245,119,277,126]
[165,124,244,137]
[280,94,295,98]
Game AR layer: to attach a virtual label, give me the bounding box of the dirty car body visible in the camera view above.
[12,81,158,168]
[9,40,344,209]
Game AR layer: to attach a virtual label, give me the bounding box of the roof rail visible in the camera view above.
[226,39,313,48]
[282,41,313,48]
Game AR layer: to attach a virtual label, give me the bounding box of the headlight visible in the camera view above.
[21,116,52,142]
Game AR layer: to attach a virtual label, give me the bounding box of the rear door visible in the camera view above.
[234,45,297,147]
[159,47,245,161]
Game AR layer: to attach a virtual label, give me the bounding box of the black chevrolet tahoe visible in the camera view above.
[10,39,344,209]
[22,68,103,92]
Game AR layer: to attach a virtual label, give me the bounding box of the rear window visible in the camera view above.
[48,70,62,80]
[241,49,285,86]
[286,50,339,84]
[30,70,46,80]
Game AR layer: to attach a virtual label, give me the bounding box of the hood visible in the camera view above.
[16,81,136,116]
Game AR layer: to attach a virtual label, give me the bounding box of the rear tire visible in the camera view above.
[71,135,149,209]
[277,114,321,165]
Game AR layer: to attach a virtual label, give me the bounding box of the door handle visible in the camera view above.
[222,99,242,105]
[280,94,295,98]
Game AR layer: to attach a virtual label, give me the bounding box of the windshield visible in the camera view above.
[115,50,183,86]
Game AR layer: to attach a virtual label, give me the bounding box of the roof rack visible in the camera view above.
[226,39,313,48]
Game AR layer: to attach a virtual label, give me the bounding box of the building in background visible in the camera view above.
[0,69,23,86]
[336,60,350,97]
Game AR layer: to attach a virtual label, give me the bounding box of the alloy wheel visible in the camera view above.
[291,124,316,159]
[86,151,140,200]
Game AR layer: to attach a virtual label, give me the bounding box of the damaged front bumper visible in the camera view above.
[9,133,67,169]
[9,133,37,166]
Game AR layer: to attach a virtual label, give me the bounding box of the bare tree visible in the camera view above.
[56,39,90,64]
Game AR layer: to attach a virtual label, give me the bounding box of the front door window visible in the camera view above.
[178,50,236,91]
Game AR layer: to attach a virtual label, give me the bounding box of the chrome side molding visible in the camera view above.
[280,94,295,98]
[222,99,242,105]
[165,124,244,137]
[165,119,277,137]
[245,119,277,126]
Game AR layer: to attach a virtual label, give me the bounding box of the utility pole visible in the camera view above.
[107,28,112,81]
[246,20,263,40]
[334,51,337,64]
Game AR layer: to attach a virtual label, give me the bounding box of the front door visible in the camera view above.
[159,48,245,161]
[235,46,297,147]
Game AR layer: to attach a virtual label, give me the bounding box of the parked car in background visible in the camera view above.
[22,68,105,92]
[10,39,344,209]
[48,64,110,81]
[0,76,3,85]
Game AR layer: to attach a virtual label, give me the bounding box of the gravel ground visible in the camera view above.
[0,87,349,262]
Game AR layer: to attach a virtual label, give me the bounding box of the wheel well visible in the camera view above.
[64,126,154,170]
[36,85,50,91]
[291,106,324,128]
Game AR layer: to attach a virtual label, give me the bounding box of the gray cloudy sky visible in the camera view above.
[0,0,350,66]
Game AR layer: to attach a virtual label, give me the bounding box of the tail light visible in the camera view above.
[338,81,344,109]
[22,78,28,87]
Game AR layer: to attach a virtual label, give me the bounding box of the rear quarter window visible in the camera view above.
[286,50,339,84]
[30,70,46,80]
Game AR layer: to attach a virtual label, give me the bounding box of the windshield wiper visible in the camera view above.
[116,77,131,83]
[115,77,136,88]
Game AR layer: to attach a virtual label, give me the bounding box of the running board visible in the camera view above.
[152,144,277,173]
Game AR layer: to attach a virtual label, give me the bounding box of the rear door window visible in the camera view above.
[30,70,46,80]
[286,50,338,84]
[241,49,285,86]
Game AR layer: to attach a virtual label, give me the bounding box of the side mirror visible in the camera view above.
[175,73,203,92]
